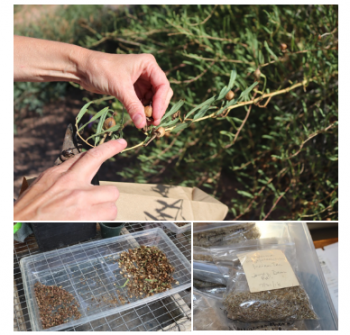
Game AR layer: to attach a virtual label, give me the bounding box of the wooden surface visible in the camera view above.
[313,237,338,250]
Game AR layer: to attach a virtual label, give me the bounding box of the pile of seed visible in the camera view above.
[118,245,178,299]
[34,282,81,329]
[175,223,189,227]
[193,223,261,247]
[223,286,317,323]
[232,321,307,331]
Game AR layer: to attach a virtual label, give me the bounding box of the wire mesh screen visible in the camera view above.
[14,222,192,331]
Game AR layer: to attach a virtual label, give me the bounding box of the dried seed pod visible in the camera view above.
[253,68,261,81]
[103,117,116,130]
[172,110,180,120]
[280,43,288,51]
[144,106,153,118]
[155,127,165,138]
[225,90,235,101]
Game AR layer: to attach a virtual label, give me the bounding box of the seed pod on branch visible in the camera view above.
[103,117,116,130]
[144,127,166,146]
[144,105,153,118]
[253,68,261,81]
[225,90,235,101]
[280,43,288,52]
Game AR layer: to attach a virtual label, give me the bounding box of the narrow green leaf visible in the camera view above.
[237,190,254,198]
[193,105,210,120]
[172,122,190,132]
[86,122,122,140]
[158,118,179,128]
[228,68,237,90]
[76,101,94,123]
[217,85,229,100]
[185,96,216,119]
[220,130,235,140]
[94,109,109,145]
[262,134,275,140]
[239,82,259,101]
[78,107,109,132]
[264,41,278,60]
[162,100,184,120]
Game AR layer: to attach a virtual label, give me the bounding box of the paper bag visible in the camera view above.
[100,181,228,221]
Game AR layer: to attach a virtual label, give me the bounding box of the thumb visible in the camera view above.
[119,83,146,129]
[68,139,128,182]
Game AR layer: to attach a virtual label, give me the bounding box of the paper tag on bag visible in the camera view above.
[237,249,299,293]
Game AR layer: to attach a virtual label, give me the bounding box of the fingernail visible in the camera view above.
[132,113,144,128]
[116,138,127,146]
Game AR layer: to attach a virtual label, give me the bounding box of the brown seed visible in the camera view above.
[253,68,261,81]
[280,43,287,51]
[103,117,116,130]
[155,127,165,138]
[225,90,235,101]
[144,106,153,118]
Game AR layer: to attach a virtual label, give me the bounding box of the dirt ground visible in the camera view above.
[13,90,129,199]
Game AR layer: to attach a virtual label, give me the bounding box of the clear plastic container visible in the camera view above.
[162,222,191,234]
[193,222,338,330]
[20,228,191,331]
[288,222,338,330]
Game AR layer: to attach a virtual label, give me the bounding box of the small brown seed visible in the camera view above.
[280,43,287,51]
[103,117,116,130]
[144,106,153,118]
[225,90,235,101]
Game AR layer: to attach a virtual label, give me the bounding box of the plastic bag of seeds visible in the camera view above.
[193,289,230,330]
[230,320,321,331]
[211,239,319,324]
[193,246,214,262]
[193,222,261,247]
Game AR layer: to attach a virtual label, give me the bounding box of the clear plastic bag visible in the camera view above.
[193,289,229,330]
[193,246,213,262]
[193,222,261,247]
[211,239,318,323]
[193,261,230,298]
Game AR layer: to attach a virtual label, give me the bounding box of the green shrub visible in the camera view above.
[14,5,338,220]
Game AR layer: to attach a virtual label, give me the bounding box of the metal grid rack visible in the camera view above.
[14,222,192,331]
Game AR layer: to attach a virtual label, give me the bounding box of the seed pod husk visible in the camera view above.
[103,117,116,130]
[172,111,180,120]
[225,90,235,101]
[155,127,165,138]
[253,68,261,81]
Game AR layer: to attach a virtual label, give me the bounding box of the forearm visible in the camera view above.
[14,35,89,83]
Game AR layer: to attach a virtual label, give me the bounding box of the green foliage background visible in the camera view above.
[14,5,338,220]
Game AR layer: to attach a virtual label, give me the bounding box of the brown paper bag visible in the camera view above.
[100,181,228,221]
[19,178,228,221]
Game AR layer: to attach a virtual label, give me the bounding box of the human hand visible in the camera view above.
[14,139,127,221]
[79,52,173,129]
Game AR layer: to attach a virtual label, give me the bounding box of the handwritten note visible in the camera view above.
[237,249,299,293]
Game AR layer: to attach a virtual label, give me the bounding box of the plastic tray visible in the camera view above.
[20,228,191,331]
[193,222,338,330]
[162,222,191,234]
